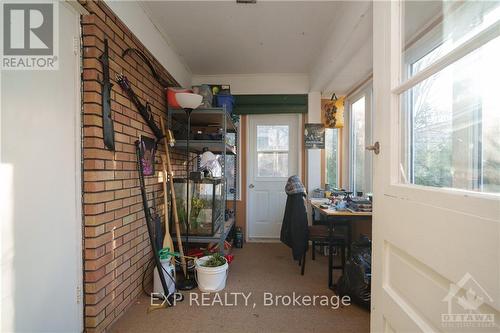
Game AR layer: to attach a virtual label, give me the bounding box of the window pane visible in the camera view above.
[401,36,500,193]
[257,125,289,151]
[403,1,500,79]
[258,152,288,178]
[352,97,366,194]
[325,128,338,188]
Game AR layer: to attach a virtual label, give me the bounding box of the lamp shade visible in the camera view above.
[175,93,203,110]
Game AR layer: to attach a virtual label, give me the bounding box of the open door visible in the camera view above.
[371,1,499,332]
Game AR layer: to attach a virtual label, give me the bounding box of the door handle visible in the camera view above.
[366,141,380,155]
[249,184,255,189]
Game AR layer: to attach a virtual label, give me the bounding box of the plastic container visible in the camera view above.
[167,88,192,108]
[192,84,213,108]
[195,256,229,292]
[214,94,234,114]
[153,259,176,297]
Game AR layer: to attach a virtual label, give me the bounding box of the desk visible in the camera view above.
[310,201,372,289]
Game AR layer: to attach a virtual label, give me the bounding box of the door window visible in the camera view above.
[400,1,500,193]
[257,125,289,177]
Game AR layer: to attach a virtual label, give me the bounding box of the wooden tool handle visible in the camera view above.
[160,117,187,276]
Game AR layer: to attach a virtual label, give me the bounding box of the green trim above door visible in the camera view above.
[233,94,308,115]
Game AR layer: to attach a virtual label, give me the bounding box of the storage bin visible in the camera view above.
[214,94,234,114]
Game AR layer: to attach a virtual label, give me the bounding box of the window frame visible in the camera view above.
[255,124,291,179]
[324,127,340,189]
[347,84,373,195]
[396,0,500,195]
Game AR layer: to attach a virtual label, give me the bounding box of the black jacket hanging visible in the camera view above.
[280,176,308,261]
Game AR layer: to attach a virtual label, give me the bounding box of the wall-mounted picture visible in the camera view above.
[138,135,157,176]
[304,123,325,149]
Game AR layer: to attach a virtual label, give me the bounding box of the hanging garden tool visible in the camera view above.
[135,136,171,299]
[116,74,164,140]
[160,117,187,277]
[99,39,115,150]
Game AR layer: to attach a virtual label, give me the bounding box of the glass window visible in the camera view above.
[224,132,238,200]
[351,96,367,194]
[257,125,289,177]
[400,2,500,193]
[403,1,500,79]
[325,128,339,188]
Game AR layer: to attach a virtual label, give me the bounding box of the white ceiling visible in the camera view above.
[142,1,350,75]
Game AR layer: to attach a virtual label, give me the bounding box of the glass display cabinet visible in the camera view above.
[172,178,224,236]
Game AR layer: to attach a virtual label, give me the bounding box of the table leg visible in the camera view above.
[347,222,352,258]
[327,215,334,289]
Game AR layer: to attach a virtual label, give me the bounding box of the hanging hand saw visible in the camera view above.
[99,39,115,150]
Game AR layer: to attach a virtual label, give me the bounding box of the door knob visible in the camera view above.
[249,184,255,189]
[366,141,380,155]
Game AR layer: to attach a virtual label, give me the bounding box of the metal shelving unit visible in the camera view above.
[168,106,237,253]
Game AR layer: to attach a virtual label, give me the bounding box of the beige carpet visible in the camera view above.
[110,243,370,333]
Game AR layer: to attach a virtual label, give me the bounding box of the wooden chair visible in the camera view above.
[300,199,347,276]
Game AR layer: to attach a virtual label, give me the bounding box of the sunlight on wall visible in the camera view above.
[1,163,15,332]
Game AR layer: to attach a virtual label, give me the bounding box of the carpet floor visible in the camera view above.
[109,242,370,333]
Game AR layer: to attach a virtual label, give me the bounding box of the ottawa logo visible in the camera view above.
[441,273,495,328]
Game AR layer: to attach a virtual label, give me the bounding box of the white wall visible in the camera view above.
[192,73,309,94]
[306,92,322,192]
[0,3,83,331]
[106,0,192,87]
[309,1,373,94]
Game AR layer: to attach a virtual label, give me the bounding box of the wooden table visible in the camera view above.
[310,201,372,289]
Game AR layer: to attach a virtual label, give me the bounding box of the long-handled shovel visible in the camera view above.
[160,117,187,277]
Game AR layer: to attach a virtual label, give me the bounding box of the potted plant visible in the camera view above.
[195,252,229,292]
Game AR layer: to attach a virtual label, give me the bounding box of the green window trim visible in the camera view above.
[233,94,308,115]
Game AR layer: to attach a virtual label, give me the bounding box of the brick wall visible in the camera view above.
[80,1,187,330]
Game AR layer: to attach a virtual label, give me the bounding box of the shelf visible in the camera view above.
[174,217,235,244]
[169,107,237,132]
[174,139,236,155]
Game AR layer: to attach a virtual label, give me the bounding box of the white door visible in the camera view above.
[0,3,83,332]
[247,114,300,240]
[372,2,499,332]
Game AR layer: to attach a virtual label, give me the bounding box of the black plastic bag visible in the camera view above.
[337,235,372,309]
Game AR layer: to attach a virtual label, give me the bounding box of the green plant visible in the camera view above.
[202,253,226,267]
[190,197,205,229]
